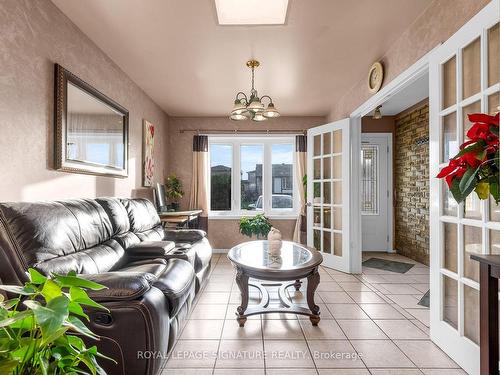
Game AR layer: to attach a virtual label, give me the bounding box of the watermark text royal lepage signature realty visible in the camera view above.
[137,349,362,361]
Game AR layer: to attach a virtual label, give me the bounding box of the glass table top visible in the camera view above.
[228,240,322,271]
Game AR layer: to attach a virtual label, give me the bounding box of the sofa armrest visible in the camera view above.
[163,229,207,244]
[126,241,175,258]
[83,272,156,302]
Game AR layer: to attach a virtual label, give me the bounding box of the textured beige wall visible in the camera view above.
[167,116,325,249]
[327,0,490,121]
[0,0,169,202]
[208,219,297,250]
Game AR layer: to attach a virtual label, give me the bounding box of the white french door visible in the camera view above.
[307,119,351,272]
[429,1,499,374]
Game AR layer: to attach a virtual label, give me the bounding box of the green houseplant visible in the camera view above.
[165,174,184,211]
[239,214,272,238]
[0,268,114,374]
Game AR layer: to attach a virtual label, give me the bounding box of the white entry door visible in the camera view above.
[429,1,499,374]
[307,119,351,272]
[361,134,392,252]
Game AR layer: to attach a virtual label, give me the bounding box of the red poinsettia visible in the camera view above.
[437,112,499,203]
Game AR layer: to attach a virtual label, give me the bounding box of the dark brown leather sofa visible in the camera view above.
[0,197,212,375]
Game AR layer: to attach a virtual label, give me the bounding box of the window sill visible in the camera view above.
[208,214,298,220]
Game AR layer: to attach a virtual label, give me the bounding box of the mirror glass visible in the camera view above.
[66,82,125,169]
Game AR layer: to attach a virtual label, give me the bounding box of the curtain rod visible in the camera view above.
[179,129,307,135]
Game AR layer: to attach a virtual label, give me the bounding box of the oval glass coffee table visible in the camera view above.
[227,240,323,327]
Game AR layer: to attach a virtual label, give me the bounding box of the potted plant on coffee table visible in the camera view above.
[239,214,272,239]
[165,174,184,211]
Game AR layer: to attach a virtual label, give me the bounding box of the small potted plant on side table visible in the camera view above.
[165,174,184,211]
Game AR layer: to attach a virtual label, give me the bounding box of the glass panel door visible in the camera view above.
[429,2,499,374]
[307,118,351,272]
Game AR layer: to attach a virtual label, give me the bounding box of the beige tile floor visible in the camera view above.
[163,252,468,375]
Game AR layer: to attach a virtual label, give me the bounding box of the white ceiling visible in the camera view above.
[372,73,429,116]
[51,0,433,117]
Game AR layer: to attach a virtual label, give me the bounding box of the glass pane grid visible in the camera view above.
[437,23,500,344]
[361,145,379,215]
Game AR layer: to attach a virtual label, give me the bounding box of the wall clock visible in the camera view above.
[368,62,384,93]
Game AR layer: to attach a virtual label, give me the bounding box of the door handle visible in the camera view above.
[306,202,312,207]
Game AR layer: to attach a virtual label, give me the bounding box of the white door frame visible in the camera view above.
[349,46,437,273]
[361,132,394,253]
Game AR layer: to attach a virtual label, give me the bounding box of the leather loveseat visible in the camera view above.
[0,197,212,375]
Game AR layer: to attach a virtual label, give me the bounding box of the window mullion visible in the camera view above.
[234,141,241,215]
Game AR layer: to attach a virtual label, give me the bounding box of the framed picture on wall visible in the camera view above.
[142,119,155,186]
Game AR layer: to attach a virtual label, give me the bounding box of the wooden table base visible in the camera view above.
[235,267,321,327]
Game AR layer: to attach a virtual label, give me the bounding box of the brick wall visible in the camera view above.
[394,102,429,265]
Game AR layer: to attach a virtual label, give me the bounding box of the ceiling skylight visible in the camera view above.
[215,0,289,25]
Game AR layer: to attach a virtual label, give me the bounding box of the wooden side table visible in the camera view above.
[159,209,202,229]
[471,254,500,375]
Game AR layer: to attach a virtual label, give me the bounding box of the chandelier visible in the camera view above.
[230,60,280,121]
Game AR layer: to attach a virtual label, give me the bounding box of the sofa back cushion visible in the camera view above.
[0,199,129,274]
[120,198,162,235]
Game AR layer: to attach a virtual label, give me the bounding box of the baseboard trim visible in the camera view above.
[213,248,229,254]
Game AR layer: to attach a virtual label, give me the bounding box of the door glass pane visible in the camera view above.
[442,112,458,162]
[313,229,321,251]
[333,233,342,256]
[314,159,321,179]
[490,199,500,222]
[323,231,332,254]
[443,275,458,329]
[240,144,263,210]
[463,101,481,137]
[323,208,331,229]
[488,23,499,88]
[332,182,342,204]
[333,207,342,230]
[210,144,232,211]
[313,182,321,203]
[443,56,457,109]
[332,155,342,179]
[323,182,331,204]
[464,285,480,345]
[332,130,342,153]
[462,37,481,99]
[313,207,321,227]
[443,181,457,216]
[464,194,483,220]
[464,226,481,282]
[361,145,378,215]
[323,157,332,179]
[314,135,321,156]
[271,144,293,209]
[490,230,500,254]
[444,223,457,273]
[323,132,331,155]
[488,92,499,115]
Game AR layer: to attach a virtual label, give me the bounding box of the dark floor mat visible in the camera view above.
[362,257,414,274]
[418,290,430,307]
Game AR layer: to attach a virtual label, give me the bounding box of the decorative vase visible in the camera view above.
[267,227,282,257]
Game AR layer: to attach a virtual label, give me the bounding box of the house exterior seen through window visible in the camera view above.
[209,136,297,217]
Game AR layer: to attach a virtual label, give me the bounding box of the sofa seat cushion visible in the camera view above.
[84,272,157,302]
[152,258,195,317]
